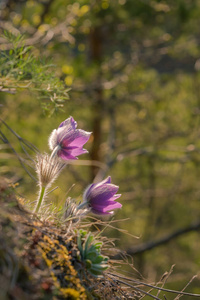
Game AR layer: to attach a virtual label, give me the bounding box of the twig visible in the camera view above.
[0,130,36,181]
[127,221,200,255]
[107,272,200,297]
[107,276,162,300]
[174,275,198,300]
[156,265,175,298]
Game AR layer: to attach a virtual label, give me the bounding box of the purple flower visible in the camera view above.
[83,176,122,215]
[48,116,91,160]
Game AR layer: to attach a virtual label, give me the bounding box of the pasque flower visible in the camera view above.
[48,116,91,160]
[79,176,122,215]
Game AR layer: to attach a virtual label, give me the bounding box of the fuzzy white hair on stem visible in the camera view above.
[34,153,65,214]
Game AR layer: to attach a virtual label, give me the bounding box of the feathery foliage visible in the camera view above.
[0,31,69,115]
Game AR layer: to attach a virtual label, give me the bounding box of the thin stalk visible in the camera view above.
[77,201,88,210]
[50,145,60,159]
[34,185,46,214]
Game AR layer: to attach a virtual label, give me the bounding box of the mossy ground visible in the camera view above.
[0,178,135,300]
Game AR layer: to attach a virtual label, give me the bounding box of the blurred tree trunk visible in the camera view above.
[136,153,157,276]
[89,26,104,180]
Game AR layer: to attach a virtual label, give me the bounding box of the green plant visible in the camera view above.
[77,229,108,278]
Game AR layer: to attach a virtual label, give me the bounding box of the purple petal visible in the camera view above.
[83,184,95,200]
[83,177,112,200]
[60,145,88,156]
[58,149,78,160]
[88,184,119,204]
[101,201,122,212]
[95,176,111,186]
[95,183,119,194]
[57,129,90,148]
[91,200,122,213]
[108,194,121,201]
[59,116,77,129]
[68,130,91,147]
[57,126,76,145]
[69,148,88,156]
[60,130,90,148]
[91,201,122,212]
[105,176,111,184]
[92,177,112,189]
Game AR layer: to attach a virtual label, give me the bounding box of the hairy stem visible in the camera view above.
[50,145,60,159]
[34,185,46,214]
[77,201,88,210]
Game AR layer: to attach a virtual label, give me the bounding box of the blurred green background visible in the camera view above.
[1,0,200,296]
